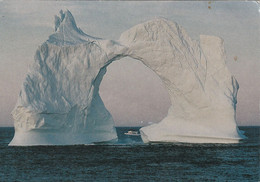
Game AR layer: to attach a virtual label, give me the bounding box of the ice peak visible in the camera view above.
[54,10,78,33]
[49,10,99,46]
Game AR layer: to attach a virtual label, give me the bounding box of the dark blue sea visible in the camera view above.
[0,127,259,181]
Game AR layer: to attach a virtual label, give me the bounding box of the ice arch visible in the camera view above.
[9,10,245,146]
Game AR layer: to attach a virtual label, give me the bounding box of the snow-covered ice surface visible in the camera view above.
[9,10,246,146]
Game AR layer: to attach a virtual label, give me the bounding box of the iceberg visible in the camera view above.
[9,10,246,146]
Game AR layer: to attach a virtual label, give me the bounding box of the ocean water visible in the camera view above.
[0,127,259,181]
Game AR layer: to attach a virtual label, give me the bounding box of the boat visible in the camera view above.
[124,130,141,136]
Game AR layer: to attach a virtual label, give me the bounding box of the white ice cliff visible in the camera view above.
[9,10,246,146]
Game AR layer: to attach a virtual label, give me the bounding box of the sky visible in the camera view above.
[0,1,259,126]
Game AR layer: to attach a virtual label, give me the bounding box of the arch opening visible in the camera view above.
[99,57,171,127]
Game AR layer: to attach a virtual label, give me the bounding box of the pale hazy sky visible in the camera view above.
[0,1,259,126]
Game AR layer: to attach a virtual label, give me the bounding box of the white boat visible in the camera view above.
[124,130,141,136]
